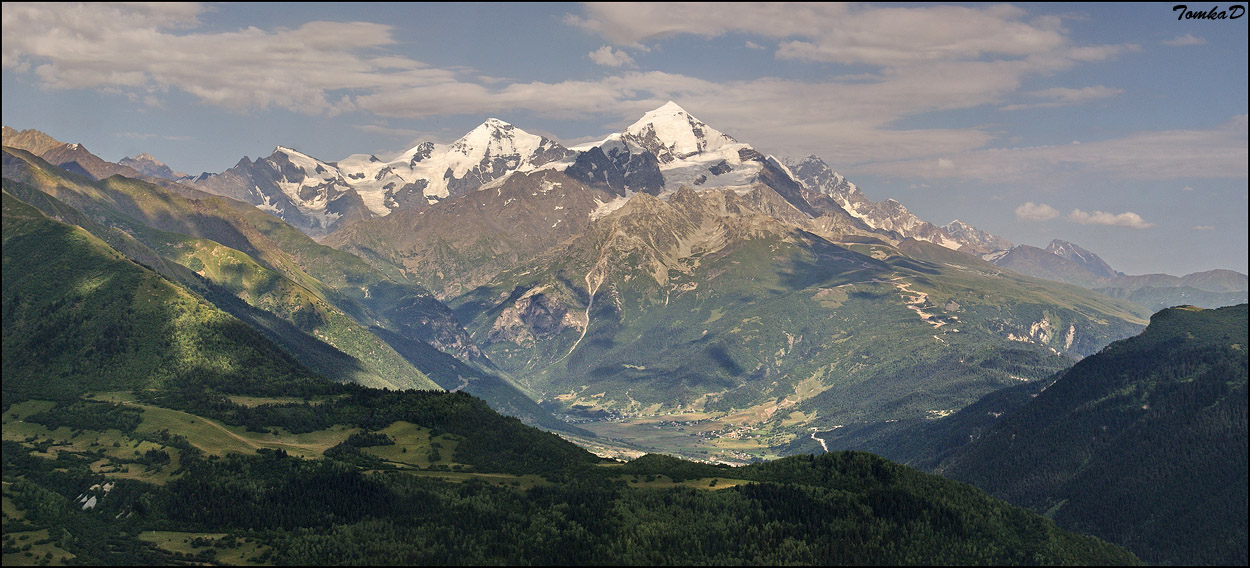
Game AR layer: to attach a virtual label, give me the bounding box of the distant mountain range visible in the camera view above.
[2,103,1241,462]
[192,103,1156,461]
[4,105,1244,565]
[176,102,1019,253]
[987,239,1247,310]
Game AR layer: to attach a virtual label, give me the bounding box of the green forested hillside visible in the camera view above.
[2,190,322,401]
[2,389,1140,566]
[938,304,1248,565]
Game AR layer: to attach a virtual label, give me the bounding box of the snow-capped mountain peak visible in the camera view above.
[785,155,1012,253]
[1046,239,1119,278]
[270,146,336,179]
[623,102,737,164]
[944,220,1013,254]
[274,145,308,157]
[192,103,1009,255]
[786,155,859,198]
[300,119,575,217]
[451,118,539,159]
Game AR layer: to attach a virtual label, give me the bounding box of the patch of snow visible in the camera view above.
[982,250,1010,262]
[590,195,631,221]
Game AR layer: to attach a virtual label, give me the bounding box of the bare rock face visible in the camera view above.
[565,146,627,195]
[488,289,580,345]
[565,144,664,197]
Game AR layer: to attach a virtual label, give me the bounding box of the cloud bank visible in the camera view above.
[3,2,1242,189]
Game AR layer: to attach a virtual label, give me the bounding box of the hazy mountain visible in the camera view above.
[1,126,65,156]
[785,155,1021,254]
[118,152,191,181]
[1105,268,1249,293]
[324,168,622,299]
[989,244,1110,288]
[1046,239,1120,279]
[1095,284,1249,312]
[943,219,1013,253]
[443,181,1148,460]
[987,239,1247,310]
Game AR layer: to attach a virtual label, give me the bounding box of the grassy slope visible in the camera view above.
[2,191,321,401]
[2,148,439,391]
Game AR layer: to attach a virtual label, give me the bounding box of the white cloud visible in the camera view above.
[2,3,451,115]
[1182,186,1195,192]
[1163,34,1206,46]
[1043,86,1123,103]
[564,3,838,45]
[1017,203,1157,229]
[1000,85,1123,110]
[856,115,1249,182]
[568,4,1071,67]
[1015,202,1060,221]
[567,3,1136,77]
[588,45,636,68]
[551,3,1146,167]
[774,5,1069,66]
[4,2,1238,194]
[1068,209,1154,229]
[1193,225,1216,231]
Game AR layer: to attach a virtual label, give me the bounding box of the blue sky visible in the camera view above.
[3,2,1246,275]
